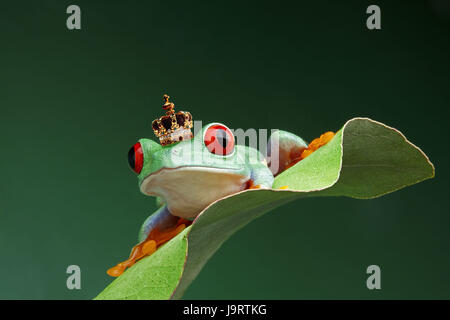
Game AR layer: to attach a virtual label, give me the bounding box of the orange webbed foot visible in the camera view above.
[300,131,335,160]
[107,218,191,277]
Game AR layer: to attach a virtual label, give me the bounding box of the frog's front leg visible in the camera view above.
[107,206,191,277]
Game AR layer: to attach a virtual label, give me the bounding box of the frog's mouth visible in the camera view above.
[139,166,249,219]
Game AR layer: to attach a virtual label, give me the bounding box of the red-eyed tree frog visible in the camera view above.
[107,97,333,277]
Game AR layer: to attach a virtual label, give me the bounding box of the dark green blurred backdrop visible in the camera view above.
[0,0,449,299]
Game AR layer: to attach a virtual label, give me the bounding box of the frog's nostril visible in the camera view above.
[128,142,143,174]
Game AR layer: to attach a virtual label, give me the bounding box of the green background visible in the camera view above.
[0,0,449,299]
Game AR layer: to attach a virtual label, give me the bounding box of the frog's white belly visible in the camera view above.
[140,167,249,219]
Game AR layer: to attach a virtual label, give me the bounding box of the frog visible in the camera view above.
[107,95,334,277]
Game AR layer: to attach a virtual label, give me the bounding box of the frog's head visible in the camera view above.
[127,123,257,218]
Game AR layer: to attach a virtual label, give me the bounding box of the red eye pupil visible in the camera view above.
[128,142,143,174]
[204,124,235,155]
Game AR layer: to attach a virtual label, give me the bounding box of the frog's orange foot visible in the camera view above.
[300,131,335,160]
[107,218,191,277]
[283,131,336,171]
[278,185,289,190]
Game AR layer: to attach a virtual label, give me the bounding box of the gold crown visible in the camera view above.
[151,94,193,146]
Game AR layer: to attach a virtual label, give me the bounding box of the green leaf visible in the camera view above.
[95,228,189,300]
[95,118,434,300]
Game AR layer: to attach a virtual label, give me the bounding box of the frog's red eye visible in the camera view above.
[204,124,235,155]
[128,142,143,174]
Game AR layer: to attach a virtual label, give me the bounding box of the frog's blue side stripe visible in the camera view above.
[138,206,179,243]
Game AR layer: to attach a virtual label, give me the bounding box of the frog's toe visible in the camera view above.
[106,217,191,277]
[246,180,262,189]
[278,185,289,190]
[107,264,126,277]
[142,240,157,255]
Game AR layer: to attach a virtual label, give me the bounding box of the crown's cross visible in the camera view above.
[162,94,175,115]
